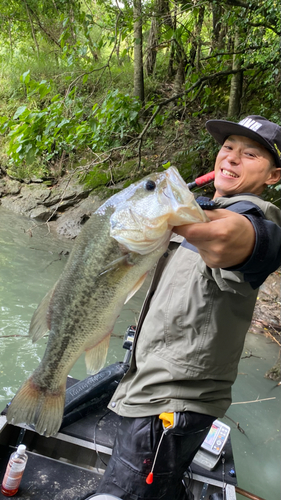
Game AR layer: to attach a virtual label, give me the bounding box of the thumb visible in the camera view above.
[204,209,231,221]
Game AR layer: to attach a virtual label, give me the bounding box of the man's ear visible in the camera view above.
[265,168,281,186]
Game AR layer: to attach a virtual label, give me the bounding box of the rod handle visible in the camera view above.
[188,171,215,190]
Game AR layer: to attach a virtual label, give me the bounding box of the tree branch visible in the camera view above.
[217,0,249,8]
[65,11,121,97]
[25,2,61,47]
[135,58,279,167]
[201,44,268,61]
[247,22,281,36]
[21,0,40,56]
[73,58,280,173]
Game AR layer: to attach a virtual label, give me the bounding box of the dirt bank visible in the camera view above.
[250,269,281,381]
[0,174,103,238]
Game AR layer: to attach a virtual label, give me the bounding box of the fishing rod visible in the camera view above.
[187,170,217,210]
[187,170,215,190]
[235,486,266,500]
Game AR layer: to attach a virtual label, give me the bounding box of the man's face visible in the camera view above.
[214,135,280,197]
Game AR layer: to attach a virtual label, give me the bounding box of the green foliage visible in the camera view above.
[178,127,219,180]
[0,0,280,185]
[90,90,142,149]
[0,72,141,173]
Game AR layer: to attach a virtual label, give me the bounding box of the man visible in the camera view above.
[93,115,281,500]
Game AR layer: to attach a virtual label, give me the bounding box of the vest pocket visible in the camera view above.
[162,273,217,370]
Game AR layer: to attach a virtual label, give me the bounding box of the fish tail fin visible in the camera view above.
[6,377,65,437]
[36,389,65,437]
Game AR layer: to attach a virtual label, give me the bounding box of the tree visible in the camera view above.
[133,0,145,102]
[228,27,243,117]
[145,4,159,76]
[189,3,205,69]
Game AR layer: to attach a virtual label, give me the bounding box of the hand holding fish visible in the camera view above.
[173,209,256,269]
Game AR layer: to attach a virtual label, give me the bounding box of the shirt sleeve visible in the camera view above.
[223,201,281,289]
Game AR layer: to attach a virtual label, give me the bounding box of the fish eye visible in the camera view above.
[145,179,156,191]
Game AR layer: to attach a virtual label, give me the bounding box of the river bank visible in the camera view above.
[0,172,102,238]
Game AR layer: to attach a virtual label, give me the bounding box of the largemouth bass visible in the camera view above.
[7,167,208,437]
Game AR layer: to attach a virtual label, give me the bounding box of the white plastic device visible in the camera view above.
[192,419,231,471]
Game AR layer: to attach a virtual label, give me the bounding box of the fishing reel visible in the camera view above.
[123,325,136,350]
[122,325,136,364]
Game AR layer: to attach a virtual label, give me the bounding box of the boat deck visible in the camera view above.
[0,443,101,500]
[0,377,237,499]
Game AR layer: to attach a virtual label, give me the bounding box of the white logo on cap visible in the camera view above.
[239,118,262,132]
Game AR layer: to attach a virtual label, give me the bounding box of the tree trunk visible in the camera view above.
[22,0,40,57]
[8,21,13,59]
[146,0,174,76]
[212,3,221,46]
[211,3,226,51]
[133,0,145,103]
[116,31,122,65]
[228,29,243,117]
[172,56,187,96]
[145,14,158,76]
[168,1,177,77]
[189,5,205,68]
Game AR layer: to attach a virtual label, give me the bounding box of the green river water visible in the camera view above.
[0,207,280,500]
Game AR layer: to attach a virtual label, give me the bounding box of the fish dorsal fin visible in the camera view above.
[124,272,148,305]
[85,333,111,374]
[29,285,56,342]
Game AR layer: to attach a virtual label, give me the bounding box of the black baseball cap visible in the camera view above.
[206,115,281,168]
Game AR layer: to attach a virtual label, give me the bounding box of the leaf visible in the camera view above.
[38,82,51,99]
[0,117,9,134]
[163,27,173,41]
[82,74,89,84]
[20,71,30,84]
[163,161,170,169]
[56,118,70,129]
[51,94,61,103]
[13,106,28,120]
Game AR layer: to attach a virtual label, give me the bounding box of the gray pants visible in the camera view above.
[96,411,214,500]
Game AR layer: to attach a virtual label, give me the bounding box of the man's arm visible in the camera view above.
[173,209,256,269]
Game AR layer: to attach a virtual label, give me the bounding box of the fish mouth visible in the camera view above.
[163,188,171,200]
[164,168,189,204]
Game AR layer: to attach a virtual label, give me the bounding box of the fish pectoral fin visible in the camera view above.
[98,255,129,276]
[85,334,111,374]
[29,285,56,342]
[99,252,139,277]
[124,272,148,304]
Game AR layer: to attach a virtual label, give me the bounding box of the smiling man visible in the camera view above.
[175,115,281,270]
[92,116,281,500]
[213,135,279,196]
[209,116,281,197]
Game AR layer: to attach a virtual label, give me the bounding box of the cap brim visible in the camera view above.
[206,119,279,166]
